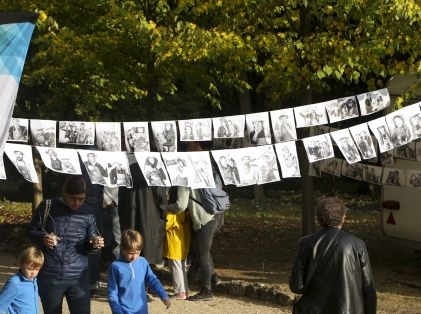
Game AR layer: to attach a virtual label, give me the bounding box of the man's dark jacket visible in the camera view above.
[28,197,97,280]
[289,227,376,314]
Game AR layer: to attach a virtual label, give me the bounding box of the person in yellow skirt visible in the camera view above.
[163,186,191,300]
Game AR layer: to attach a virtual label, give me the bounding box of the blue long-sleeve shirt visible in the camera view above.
[107,256,168,314]
[0,271,39,314]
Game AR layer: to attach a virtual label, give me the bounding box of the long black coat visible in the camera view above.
[289,227,376,314]
[119,162,167,264]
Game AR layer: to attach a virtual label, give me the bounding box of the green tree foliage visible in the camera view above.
[2,0,421,119]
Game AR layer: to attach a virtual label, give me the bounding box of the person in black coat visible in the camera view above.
[289,197,376,314]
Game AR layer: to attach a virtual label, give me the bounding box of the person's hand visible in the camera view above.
[90,236,105,249]
[44,233,60,250]
[162,298,171,309]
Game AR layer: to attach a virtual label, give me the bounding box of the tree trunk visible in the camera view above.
[32,157,43,212]
[299,5,315,235]
[238,72,265,201]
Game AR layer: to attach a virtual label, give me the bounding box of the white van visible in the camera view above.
[381,75,421,249]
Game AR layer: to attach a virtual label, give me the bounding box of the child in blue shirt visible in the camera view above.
[108,229,170,314]
[0,246,44,314]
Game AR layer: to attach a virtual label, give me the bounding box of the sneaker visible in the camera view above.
[170,292,188,300]
[189,289,214,301]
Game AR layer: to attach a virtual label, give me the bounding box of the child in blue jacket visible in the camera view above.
[108,229,170,314]
[0,246,44,314]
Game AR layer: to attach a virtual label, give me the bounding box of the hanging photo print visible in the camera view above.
[0,155,6,180]
[330,129,361,164]
[37,147,82,174]
[211,149,241,186]
[134,152,171,187]
[253,145,281,184]
[302,134,334,163]
[349,123,377,160]
[30,119,56,147]
[294,102,329,128]
[123,122,150,152]
[363,165,382,185]
[357,88,390,116]
[393,142,416,160]
[407,170,421,188]
[58,121,95,145]
[161,152,192,186]
[366,137,379,163]
[405,102,421,140]
[274,142,301,178]
[79,150,133,187]
[380,151,393,166]
[95,122,121,151]
[325,97,359,123]
[179,118,212,141]
[382,167,405,186]
[231,147,260,186]
[368,117,394,153]
[4,143,38,183]
[151,121,177,152]
[245,112,272,145]
[212,115,245,139]
[341,162,363,181]
[270,108,297,143]
[321,158,343,177]
[186,151,216,188]
[7,118,28,142]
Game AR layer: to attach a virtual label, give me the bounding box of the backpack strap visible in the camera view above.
[42,199,52,230]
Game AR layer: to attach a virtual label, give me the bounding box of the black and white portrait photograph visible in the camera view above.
[135,152,171,187]
[151,121,177,152]
[233,147,260,186]
[253,146,280,184]
[186,151,216,188]
[308,161,321,177]
[123,122,150,152]
[321,158,343,177]
[385,107,414,147]
[7,118,28,142]
[341,162,363,181]
[326,97,359,123]
[0,155,6,180]
[380,151,394,166]
[349,123,377,160]
[59,121,95,145]
[161,152,191,186]
[382,167,405,187]
[393,142,416,160]
[30,119,56,148]
[294,102,329,128]
[79,150,132,187]
[407,170,421,188]
[212,115,245,139]
[274,142,301,178]
[405,103,421,140]
[4,143,39,183]
[95,122,122,151]
[179,118,212,141]
[302,134,334,163]
[245,112,272,145]
[37,147,81,174]
[363,165,382,185]
[270,108,297,143]
[211,149,241,186]
[357,88,390,116]
[368,117,394,153]
[330,129,361,164]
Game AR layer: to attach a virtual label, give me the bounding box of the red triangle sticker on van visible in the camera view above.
[386,212,396,225]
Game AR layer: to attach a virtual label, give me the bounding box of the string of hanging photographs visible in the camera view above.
[1,87,421,189]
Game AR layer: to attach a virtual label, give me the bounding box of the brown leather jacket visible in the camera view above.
[289,227,376,314]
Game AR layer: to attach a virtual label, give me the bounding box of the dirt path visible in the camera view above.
[0,253,290,314]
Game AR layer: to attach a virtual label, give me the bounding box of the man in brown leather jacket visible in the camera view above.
[289,197,376,314]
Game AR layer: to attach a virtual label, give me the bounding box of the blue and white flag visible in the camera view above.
[0,12,38,156]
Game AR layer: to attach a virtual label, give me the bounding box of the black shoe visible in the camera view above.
[189,289,214,301]
[211,274,221,286]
